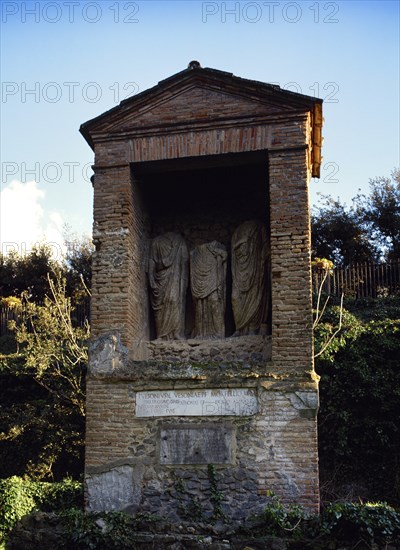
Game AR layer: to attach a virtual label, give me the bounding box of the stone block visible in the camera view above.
[159,424,235,465]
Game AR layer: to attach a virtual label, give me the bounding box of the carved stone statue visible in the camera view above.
[190,241,227,339]
[231,220,269,336]
[148,232,189,340]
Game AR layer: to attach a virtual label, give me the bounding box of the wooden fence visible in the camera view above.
[0,300,90,338]
[312,260,400,299]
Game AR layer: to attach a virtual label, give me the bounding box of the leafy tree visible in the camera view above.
[356,169,400,261]
[0,273,89,479]
[311,196,379,266]
[63,232,93,302]
[12,276,88,416]
[0,235,93,304]
[312,169,400,265]
[0,244,60,302]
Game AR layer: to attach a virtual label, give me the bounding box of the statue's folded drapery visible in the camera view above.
[148,232,188,340]
[231,220,269,335]
[190,241,227,339]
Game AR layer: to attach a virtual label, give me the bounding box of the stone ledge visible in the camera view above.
[147,335,272,364]
[86,364,319,388]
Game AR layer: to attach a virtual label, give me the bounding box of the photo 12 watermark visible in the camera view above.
[2,1,140,24]
[321,162,339,184]
[1,81,140,104]
[272,81,339,103]
[1,241,65,260]
[202,2,339,23]
[1,159,340,187]
[2,162,93,185]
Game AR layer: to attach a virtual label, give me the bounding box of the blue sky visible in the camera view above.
[1,0,399,255]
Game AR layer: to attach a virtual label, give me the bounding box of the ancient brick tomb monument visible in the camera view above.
[80,62,323,522]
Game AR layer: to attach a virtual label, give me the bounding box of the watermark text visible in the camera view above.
[1,81,139,104]
[2,1,140,24]
[202,2,339,23]
[2,162,93,185]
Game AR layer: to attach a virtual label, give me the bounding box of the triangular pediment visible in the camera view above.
[93,84,292,136]
[81,66,321,147]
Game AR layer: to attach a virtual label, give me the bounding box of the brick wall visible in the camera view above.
[90,165,133,343]
[84,75,321,520]
[90,164,150,345]
[85,367,319,515]
[269,146,314,373]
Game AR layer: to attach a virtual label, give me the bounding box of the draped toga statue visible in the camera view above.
[231,220,269,336]
[148,232,189,340]
[190,241,227,339]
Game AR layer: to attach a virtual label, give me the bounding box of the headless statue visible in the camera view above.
[190,241,227,339]
[231,220,269,336]
[148,232,188,340]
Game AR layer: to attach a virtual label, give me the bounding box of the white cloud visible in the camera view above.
[0,180,65,258]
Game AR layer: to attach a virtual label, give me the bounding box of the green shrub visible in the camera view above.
[0,476,82,543]
[0,355,85,480]
[60,510,162,549]
[315,303,400,504]
[36,477,83,512]
[317,502,400,547]
[239,498,400,548]
[7,509,166,550]
[0,336,17,355]
[0,477,36,539]
[4,498,400,549]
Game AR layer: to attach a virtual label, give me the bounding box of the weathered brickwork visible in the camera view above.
[93,118,308,167]
[91,165,150,347]
[80,64,323,522]
[269,146,314,373]
[85,363,319,518]
[90,165,135,343]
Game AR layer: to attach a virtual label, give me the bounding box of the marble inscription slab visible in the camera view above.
[160,424,234,464]
[86,466,135,512]
[136,388,257,417]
